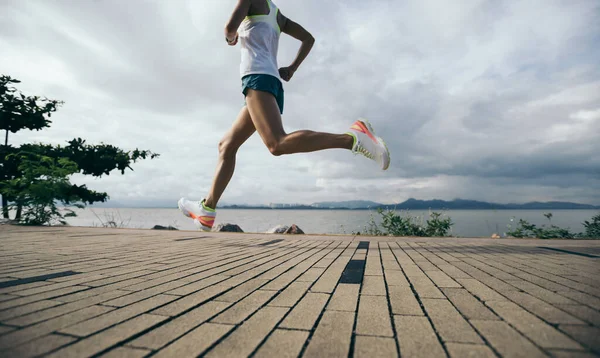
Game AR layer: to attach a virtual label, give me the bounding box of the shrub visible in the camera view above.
[582,213,600,238]
[355,208,454,237]
[507,212,600,239]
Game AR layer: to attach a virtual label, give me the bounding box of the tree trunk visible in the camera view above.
[15,203,22,220]
[2,130,7,218]
[1,195,8,219]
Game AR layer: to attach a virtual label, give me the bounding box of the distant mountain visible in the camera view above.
[376,198,600,210]
[312,198,599,210]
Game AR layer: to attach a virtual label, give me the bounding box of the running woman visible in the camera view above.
[179,0,390,231]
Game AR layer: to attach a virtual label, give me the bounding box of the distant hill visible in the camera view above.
[375,198,600,210]
[308,198,599,210]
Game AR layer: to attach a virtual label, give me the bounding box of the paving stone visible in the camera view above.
[353,336,397,358]
[361,275,386,296]
[556,304,600,326]
[426,270,462,288]
[503,291,585,325]
[556,290,600,310]
[0,286,88,311]
[59,294,177,337]
[549,350,599,358]
[446,343,496,358]
[151,323,233,358]
[280,292,329,330]
[152,284,229,316]
[383,268,409,286]
[388,284,423,316]
[457,278,506,302]
[47,314,166,358]
[129,301,231,350]
[0,325,14,334]
[471,320,548,358]
[211,290,277,325]
[0,333,75,358]
[364,252,383,276]
[214,278,269,302]
[422,298,483,343]
[486,300,583,350]
[101,346,151,358]
[53,283,145,303]
[0,294,19,303]
[296,267,325,282]
[437,264,471,279]
[559,325,600,353]
[0,305,113,349]
[326,283,360,312]
[311,256,351,293]
[267,281,312,308]
[511,281,577,305]
[165,275,230,295]
[303,310,354,357]
[0,299,63,321]
[207,307,289,358]
[441,288,498,321]
[393,315,446,358]
[254,329,309,358]
[356,295,394,337]
[409,276,445,298]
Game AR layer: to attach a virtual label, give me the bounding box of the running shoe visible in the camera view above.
[346,119,390,170]
[178,198,216,231]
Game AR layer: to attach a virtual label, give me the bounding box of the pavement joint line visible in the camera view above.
[292,241,357,358]
[418,244,506,358]
[431,245,587,357]
[125,240,338,356]
[196,240,346,357]
[393,245,453,358]
[381,243,403,358]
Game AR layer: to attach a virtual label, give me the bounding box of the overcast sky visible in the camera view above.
[1,0,599,207]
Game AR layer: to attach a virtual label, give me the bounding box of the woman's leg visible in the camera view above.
[204,106,255,209]
[244,88,354,156]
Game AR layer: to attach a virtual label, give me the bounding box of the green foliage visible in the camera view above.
[506,212,600,239]
[506,218,576,239]
[355,208,454,237]
[2,152,90,225]
[582,213,600,238]
[1,74,159,225]
[0,75,62,136]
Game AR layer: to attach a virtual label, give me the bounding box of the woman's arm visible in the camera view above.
[224,0,251,45]
[278,11,315,79]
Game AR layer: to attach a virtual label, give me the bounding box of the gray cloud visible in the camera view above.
[1,0,599,206]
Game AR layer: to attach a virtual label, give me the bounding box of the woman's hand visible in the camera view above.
[226,33,238,46]
[279,66,296,82]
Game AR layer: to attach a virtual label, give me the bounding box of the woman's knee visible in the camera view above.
[218,138,239,158]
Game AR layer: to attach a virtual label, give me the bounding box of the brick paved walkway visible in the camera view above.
[0,225,599,357]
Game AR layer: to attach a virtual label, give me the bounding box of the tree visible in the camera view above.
[1,75,61,218]
[0,74,159,224]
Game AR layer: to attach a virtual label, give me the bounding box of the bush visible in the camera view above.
[355,208,454,237]
[507,212,600,239]
[582,213,600,238]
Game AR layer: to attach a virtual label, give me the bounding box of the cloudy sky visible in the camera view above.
[1,0,599,207]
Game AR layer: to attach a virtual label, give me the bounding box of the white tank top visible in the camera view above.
[238,0,281,81]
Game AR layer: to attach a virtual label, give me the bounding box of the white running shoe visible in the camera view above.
[178,198,216,231]
[346,119,390,170]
